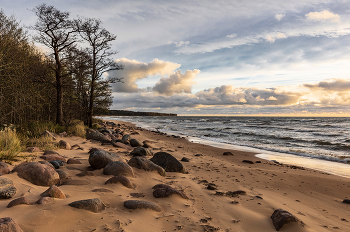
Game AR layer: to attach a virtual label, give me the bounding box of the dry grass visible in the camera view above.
[66,120,86,138]
[0,128,22,161]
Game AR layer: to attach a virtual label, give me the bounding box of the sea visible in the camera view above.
[100,116,350,178]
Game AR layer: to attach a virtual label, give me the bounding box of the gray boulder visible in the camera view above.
[0,177,16,199]
[271,209,304,231]
[13,162,60,186]
[0,217,23,232]
[69,198,106,213]
[89,149,123,169]
[130,147,153,157]
[128,157,165,176]
[150,152,185,173]
[103,161,134,177]
[129,138,143,147]
[0,162,10,175]
[124,200,161,212]
[86,131,110,142]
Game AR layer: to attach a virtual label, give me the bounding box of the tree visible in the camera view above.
[75,17,123,127]
[30,4,77,125]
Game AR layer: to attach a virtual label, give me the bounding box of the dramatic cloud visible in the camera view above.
[275,13,285,21]
[110,58,180,92]
[306,10,340,23]
[153,69,200,95]
[304,79,350,91]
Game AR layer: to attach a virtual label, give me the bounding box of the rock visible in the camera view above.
[0,217,23,232]
[226,190,246,197]
[122,134,131,141]
[13,162,60,186]
[152,184,188,199]
[69,198,106,213]
[143,143,152,148]
[86,131,110,142]
[256,161,262,163]
[103,161,134,177]
[49,160,62,169]
[40,154,67,162]
[124,200,161,212]
[0,177,16,199]
[105,176,134,188]
[129,139,143,147]
[56,170,68,183]
[0,162,10,175]
[58,140,71,150]
[67,158,82,164]
[242,160,254,164]
[92,188,114,193]
[76,171,96,177]
[130,147,153,157]
[150,152,185,173]
[207,183,217,190]
[40,185,66,199]
[223,151,234,156]
[181,157,190,162]
[195,154,203,157]
[59,131,67,137]
[42,130,56,140]
[7,197,33,208]
[36,197,54,205]
[343,199,350,204]
[26,147,41,153]
[89,149,123,169]
[271,209,304,231]
[111,142,133,150]
[130,193,145,198]
[128,157,165,176]
[43,150,59,155]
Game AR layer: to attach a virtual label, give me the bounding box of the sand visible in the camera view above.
[1,119,350,232]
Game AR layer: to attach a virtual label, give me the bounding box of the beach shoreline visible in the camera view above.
[1,119,350,231]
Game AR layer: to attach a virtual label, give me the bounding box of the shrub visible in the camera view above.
[0,128,22,160]
[18,121,64,138]
[24,136,58,151]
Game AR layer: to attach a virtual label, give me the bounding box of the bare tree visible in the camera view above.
[75,17,123,127]
[30,4,77,125]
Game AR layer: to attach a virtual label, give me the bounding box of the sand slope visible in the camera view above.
[1,120,350,232]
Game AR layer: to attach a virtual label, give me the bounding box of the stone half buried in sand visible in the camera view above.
[124,200,162,212]
[271,209,304,231]
[0,217,23,232]
[105,176,134,188]
[69,198,106,213]
[129,138,143,147]
[0,162,10,175]
[12,162,60,186]
[128,157,165,176]
[40,185,66,199]
[0,177,17,199]
[103,161,135,177]
[7,197,33,208]
[152,184,188,199]
[40,152,67,162]
[86,130,111,142]
[88,149,123,169]
[150,152,185,173]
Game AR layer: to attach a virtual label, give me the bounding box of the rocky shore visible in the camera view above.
[0,120,350,232]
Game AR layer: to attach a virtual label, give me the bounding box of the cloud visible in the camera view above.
[174,41,190,47]
[226,33,237,38]
[153,69,200,95]
[110,58,181,92]
[306,10,340,22]
[304,79,350,91]
[275,13,285,21]
[265,32,287,43]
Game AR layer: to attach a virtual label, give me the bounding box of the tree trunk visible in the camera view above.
[54,49,64,125]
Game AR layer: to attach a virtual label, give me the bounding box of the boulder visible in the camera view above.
[150,152,185,173]
[43,150,59,155]
[105,176,134,188]
[88,149,123,169]
[40,185,66,199]
[36,197,54,205]
[67,158,82,164]
[42,130,56,140]
[152,184,188,199]
[0,177,17,199]
[0,162,10,175]
[128,157,165,176]
[122,134,131,141]
[7,197,33,208]
[181,157,190,162]
[103,161,134,177]
[0,217,23,232]
[49,161,62,169]
[92,188,114,193]
[40,153,67,162]
[223,151,234,156]
[58,140,71,150]
[86,131,110,142]
[129,139,143,147]
[124,200,161,212]
[56,170,68,183]
[242,160,254,164]
[271,209,304,231]
[69,198,106,213]
[130,147,153,157]
[13,162,60,186]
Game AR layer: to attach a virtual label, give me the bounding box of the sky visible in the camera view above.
[2,0,350,116]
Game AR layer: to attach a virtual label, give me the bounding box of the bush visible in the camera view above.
[66,120,86,138]
[17,121,64,138]
[24,136,58,151]
[0,128,22,160]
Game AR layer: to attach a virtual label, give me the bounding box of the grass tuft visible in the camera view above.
[0,128,22,161]
[66,120,86,138]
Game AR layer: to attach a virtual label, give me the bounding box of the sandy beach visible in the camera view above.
[1,119,350,232]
